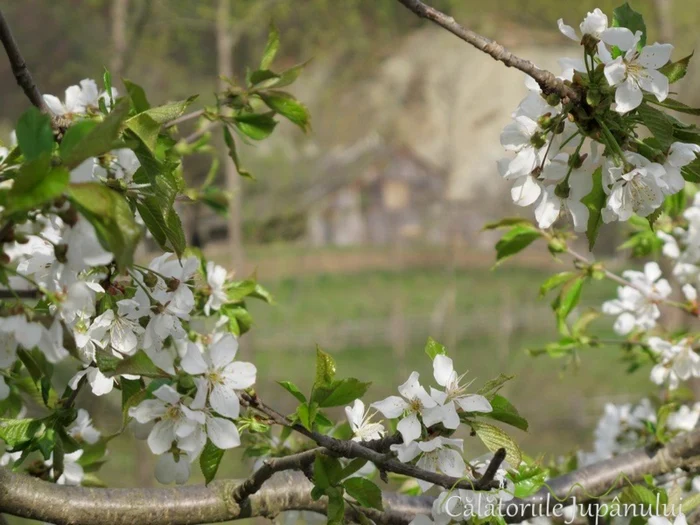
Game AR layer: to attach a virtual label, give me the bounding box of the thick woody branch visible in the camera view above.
[501,427,700,522]
[2,429,700,524]
[395,0,579,103]
[0,8,49,112]
[0,468,421,525]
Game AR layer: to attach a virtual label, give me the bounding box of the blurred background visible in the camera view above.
[2,0,699,514]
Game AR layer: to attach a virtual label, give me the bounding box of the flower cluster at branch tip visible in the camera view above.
[499,7,700,234]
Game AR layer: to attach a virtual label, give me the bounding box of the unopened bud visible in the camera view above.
[548,238,566,254]
[530,132,547,149]
[581,34,600,53]
[553,120,566,135]
[54,244,68,263]
[143,272,158,289]
[14,233,29,244]
[537,113,553,129]
[568,152,587,170]
[53,195,67,209]
[0,253,10,265]
[572,72,585,86]
[554,181,570,200]
[545,93,561,107]
[59,206,79,227]
[166,277,180,292]
[586,89,601,107]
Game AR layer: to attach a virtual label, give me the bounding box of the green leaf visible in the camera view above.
[277,381,307,403]
[425,337,447,360]
[296,402,317,431]
[341,458,368,479]
[326,486,345,525]
[315,347,336,387]
[0,417,44,447]
[556,276,585,322]
[470,421,522,466]
[482,217,532,231]
[15,107,54,161]
[637,104,674,149]
[67,183,141,269]
[275,60,310,88]
[343,477,383,510]
[682,159,700,183]
[619,485,658,507]
[494,225,541,266]
[682,493,700,513]
[260,91,310,133]
[477,374,515,396]
[60,99,131,169]
[123,79,151,112]
[200,440,225,485]
[482,395,529,432]
[659,52,693,84]
[648,97,700,116]
[233,112,277,141]
[223,126,252,178]
[314,378,371,408]
[539,272,577,297]
[581,166,606,250]
[612,3,646,50]
[512,463,549,498]
[260,23,280,70]
[115,350,168,378]
[4,153,69,215]
[141,96,197,124]
[60,121,97,160]
[126,112,160,152]
[314,452,343,489]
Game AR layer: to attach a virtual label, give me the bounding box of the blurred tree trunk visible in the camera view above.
[110,0,128,78]
[216,0,245,272]
[653,0,674,43]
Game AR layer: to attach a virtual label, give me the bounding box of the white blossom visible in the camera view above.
[604,153,666,221]
[181,334,256,420]
[602,262,671,335]
[422,355,491,430]
[204,261,228,316]
[599,31,672,113]
[557,9,608,43]
[46,450,85,485]
[68,408,101,445]
[155,451,192,485]
[662,142,700,194]
[371,371,437,445]
[345,399,385,441]
[390,436,466,492]
[649,337,700,390]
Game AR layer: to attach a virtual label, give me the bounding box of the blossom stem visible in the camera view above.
[595,117,626,165]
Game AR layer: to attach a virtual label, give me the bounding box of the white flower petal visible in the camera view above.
[206,416,241,449]
[397,413,422,445]
[371,396,408,419]
[210,383,241,419]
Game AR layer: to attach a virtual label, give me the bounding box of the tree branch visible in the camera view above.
[0,468,420,525]
[0,8,49,112]
[395,0,579,103]
[2,429,700,524]
[238,392,500,492]
[501,427,700,522]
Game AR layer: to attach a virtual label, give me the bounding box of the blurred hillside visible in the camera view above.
[2,1,699,250]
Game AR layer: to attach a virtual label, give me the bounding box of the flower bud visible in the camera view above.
[568,152,587,170]
[581,34,599,53]
[54,243,68,263]
[530,132,547,149]
[143,272,158,289]
[166,277,180,292]
[586,89,601,107]
[537,113,553,130]
[59,206,79,227]
[548,238,566,254]
[14,233,29,244]
[545,93,561,107]
[0,252,10,265]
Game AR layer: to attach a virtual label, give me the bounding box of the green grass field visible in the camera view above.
[8,256,654,524]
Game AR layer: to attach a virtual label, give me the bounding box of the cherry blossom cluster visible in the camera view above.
[499,7,700,234]
[0,78,257,485]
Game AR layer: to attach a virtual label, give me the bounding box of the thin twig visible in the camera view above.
[164,109,206,129]
[239,392,499,492]
[474,447,506,490]
[0,8,49,112]
[232,448,321,502]
[184,121,221,144]
[395,0,578,103]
